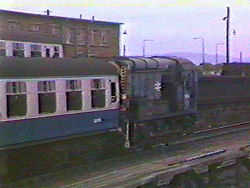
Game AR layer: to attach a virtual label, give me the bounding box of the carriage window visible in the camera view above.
[91,79,106,108]
[66,80,82,111]
[91,79,105,89]
[6,82,27,117]
[13,43,24,57]
[111,82,117,103]
[38,81,56,114]
[31,44,42,57]
[0,42,6,56]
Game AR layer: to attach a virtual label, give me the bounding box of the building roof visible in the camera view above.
[0,9,123,25]
[0,57,119,78]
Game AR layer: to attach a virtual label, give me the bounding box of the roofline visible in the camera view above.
[0,9,123,25]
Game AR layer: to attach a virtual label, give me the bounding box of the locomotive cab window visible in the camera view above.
[111,82,117,103]
[91,79,106,108]
[66,80,82,111]
[6,82,27,117]
[38,81,56,114]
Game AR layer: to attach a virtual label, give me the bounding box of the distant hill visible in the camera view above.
[154,52,250,65]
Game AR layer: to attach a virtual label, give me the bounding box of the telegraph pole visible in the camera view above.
[224,7,230,63]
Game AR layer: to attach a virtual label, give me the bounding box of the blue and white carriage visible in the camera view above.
[0,57,120,148]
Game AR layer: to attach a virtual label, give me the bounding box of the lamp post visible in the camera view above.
[143,39,153,57]
[123,30,127,57]
[215,43,224,64]
[193,37,205,64]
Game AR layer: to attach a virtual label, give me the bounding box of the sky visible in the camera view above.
[0,0,249,63]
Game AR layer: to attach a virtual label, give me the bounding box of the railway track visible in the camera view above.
[1,119,249,186]
[169,120,250,146]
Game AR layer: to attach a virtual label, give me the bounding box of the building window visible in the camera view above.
[31,24,41,32]
[52,25,60,35]
[66,80,82,111]
[6,82,27,117]
[31,44,42,57]
[38,81,56,114]
[91,79,106,108]
[76,29,87,45]
[101,30,110,46]
[65,28,75,44]
[53,46,60,58]
[13,43,24,57]
[93,30,101,46]
[8,21,20,31]
[88,30,94,45]
[0,42,6,56]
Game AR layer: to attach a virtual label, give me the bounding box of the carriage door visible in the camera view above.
[91,79,106,108]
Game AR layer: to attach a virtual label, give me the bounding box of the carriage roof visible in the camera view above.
[0,57,119,78]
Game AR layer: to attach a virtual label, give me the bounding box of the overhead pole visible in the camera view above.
[193,37,205,64]
[215,43,224,64]
[143,39,153,57]
[240,51,243,63]
[123,29,127,57]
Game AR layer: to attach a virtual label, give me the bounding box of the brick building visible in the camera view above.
[0,9,122,58]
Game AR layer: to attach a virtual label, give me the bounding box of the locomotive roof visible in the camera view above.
[0,57,119,78]
[110,56,197,71]
[111,57,175,70]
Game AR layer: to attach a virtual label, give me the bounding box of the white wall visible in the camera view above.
[0,39,63,58]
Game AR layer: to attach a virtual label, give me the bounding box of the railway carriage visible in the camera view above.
[0,57,120,148]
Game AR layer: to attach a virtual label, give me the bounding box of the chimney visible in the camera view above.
[44,9,52,16]
[91,16,95,22]
[80,14,82,19]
